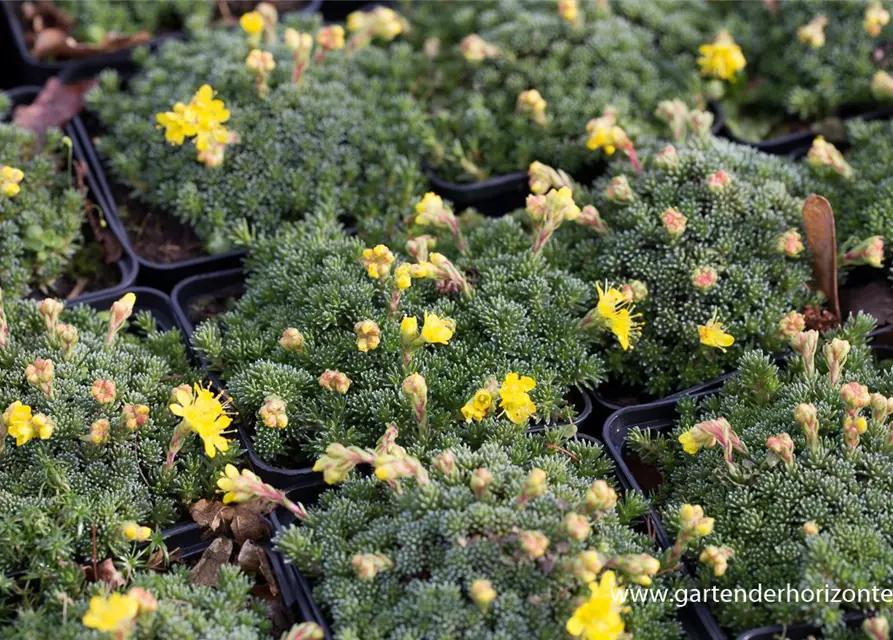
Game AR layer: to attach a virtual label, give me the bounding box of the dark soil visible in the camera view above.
[187,282,244,327]
[110,181,206,264]
[622,448,665,495]
[37,233,121,301]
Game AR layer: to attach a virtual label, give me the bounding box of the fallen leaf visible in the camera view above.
[190,537,233,587]
[189,499,229,533]
[13,77,96,139]
[230,504,271,545]
[82,558,125,588]
[237,540,278,597]
[802,194,840,321]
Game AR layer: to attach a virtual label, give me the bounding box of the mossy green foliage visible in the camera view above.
[193,213,602,465]
[716,0,893,141]
[4,564,270,639]
[54,0,211,43]
[86,21,426,254]
[549,133,813,396]
[0,297,235,585]
[276,434,683,640]
[400,0,708,182]
[0,95,84,298]
[633,316,893,635]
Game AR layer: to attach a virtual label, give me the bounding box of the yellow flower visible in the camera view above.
[82,593,140,635]
[354,320,381,352]
[678,427,715,455]
[517,89,547,126]
[421,312,454,344]
[246,48,276,72]
[698,31,746,81]
[595,284,643,351]
[566,570,626,640]
[240,11,264,35]
[2,401,53,446]
[395,263,412,290]
[121,522,152,542]
[401,315,419,341]
[217,464,262,504]
[461,389,493,422]
[1,165,24,197]
[499,373,537,424]
[698,313,735,352]
[558,0,578,24]
[866,2,890,36]
[156,85,230,155]
[797,15,827,48]
[362,244,395,279]
[169,384,233,458]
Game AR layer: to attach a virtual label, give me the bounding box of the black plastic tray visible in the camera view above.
[0,0,323,87]
[424,100,726,217]
[4,85,138,303]
[268,433,717,640]
[603,347,893,640]
[720,103,893,156]
[590,370,737,417]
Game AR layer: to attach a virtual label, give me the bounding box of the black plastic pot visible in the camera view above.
[720,103,893,156]
[603,347,893,640]
[268,433,717,640]
[3,85,138,303]
[1,0,323,87]
[75,285,179,332]
[425,100,726,217]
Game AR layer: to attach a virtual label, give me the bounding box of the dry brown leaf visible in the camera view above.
[13,77,95,139]
[190,537,233,587]
[237,540,278,597]
[802,194,840,321]
[189,499,229,533]
[230,504,272,545]
[82,558,125,588]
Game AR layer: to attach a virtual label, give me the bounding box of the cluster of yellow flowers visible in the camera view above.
[461,372,538,425]
[346,6,405,49]
[0,400,53,447]
[0,165,24,197]
[697,30,746,81]
[155,85,233,167]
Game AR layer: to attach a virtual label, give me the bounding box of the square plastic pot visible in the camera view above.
[602,348,893,639]
[4,85,138,302]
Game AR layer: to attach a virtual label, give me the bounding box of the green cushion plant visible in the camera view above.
[630,316,893,636]
[192,212,604,466]
[0,291,237,598]
[86,11,425,256]
[0,94,85,298]
[276,430,700,640]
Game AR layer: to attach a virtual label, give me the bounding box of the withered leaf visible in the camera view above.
[189,499,228,533]
[13,77,95,139]
[230,504,271,545]
[146,546,183,571]
[802,194,840,321]
[237,540,278,597]
[82,558,125,588]
[190,537,233,587]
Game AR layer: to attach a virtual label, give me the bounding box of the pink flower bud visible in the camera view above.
[91,379,117,405]
[606,176,633,203]
[662,207,687,237]
[778,311,806,338]
[319,370,351,394]
[470,467,493,498]
[519,530,550,559]
[706,170,730,192]
[692,266,718,290]
[280,327,305,352]
[654,145,679,170]
[776,229,804,257]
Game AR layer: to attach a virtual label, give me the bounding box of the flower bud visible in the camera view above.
[654,145,679,170]
[614,553,661,586]
[280,327,305,352]
[606,176,633,203]
[794,403,820,452]
[776,229,804,258]
[351,553,393,581]
[564,512,591,541]
[584,480,617,513]
[31,413,54,440]
[803,521,819,536]
[873,71,893,100]
[517,89,547,126]
[576,205,608,232]
[572,550,605,582]
[127,587,158,615]
[699,545,734,576]
[807,136,853,179]
[91,379,117,405]
[402,373,428,435]
[107,292,136,345]
[55,322,79,358]
[863,616,890,640]
[121,521,152,542]
[470,467,493,498]
[777,311,805,338]
[692,266,718,291]
[525,194,548,222]
[823,337,850,386]
[460,34,499,62]
[319,370,351,394]
[766,432,795,467]
[706,170,730,192]
[122,404,149,431]
[661,207,687,237]
[871,393,893,423]
[688,109,714,136]
[519,467,547,505]
[432,450,456,476]
[354,320,381,352]
[791,330,819,377]
[25,359,54,398]
[841,382,870,410]
[841,236,885,268]
[470,579,496,611]
[260,395,288,429]
[865,2,890,36]
[281,623,325,640]
[797,15,827,48]
[680,503,714,538]
[88,418,110,445]
[317,25,345,51]
[37,298,63,334]
[519,530,550,559]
